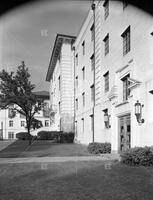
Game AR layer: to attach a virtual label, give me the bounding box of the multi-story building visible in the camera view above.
[47,1,153,153]
[74,9,95,143]
[74,0,153,153]
[46,34,76,133]
[0,91,50,139]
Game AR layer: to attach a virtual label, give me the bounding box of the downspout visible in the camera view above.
[91,2,96,143]
[73,46,76,138]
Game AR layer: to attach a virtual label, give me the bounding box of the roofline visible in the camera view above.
[46,33,76,82]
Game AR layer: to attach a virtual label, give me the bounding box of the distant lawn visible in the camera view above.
[0,140,92,158]
[0,161,153,200]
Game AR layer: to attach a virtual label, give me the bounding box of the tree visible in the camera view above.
[0,61,41,144]
[30,118,43,130]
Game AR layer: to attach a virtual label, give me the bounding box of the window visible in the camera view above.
[76,53,78,66]
[121,26,130,56]
[8,106,16,118]
[90,114,94,132]
[121,74,130,101]
[45,120,49,127]
[82,67,85,80]
[90,54,94,70]
[103,0,109,20]
[58,102,60,113]
[58,76,60,91]
[21,121,25,127]
[90,84,94,103]
[76,99,78,110]
[123,1,128,9]
[104,71,109,92]
[103,34,109,56]
[8,132,14,139]
[82,118,84,132]
[75,76,78,88]
[82,41,85,55]
[103,108,110,128]
[90,23,94,41]
[9,120,13,127]
[82,92,85,107]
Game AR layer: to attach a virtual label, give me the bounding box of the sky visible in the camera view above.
[0,0,92,92]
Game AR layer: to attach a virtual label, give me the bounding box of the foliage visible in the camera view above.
[88,142,111,154]
[30,118,43,130]
[37,131,74,143]
[120,146,153,166]
[0,62,41,144]
[59,132,74,143]
[37,131,61,140]
[16,132,36,140]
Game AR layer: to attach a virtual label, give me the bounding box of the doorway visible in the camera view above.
[119,114,131,151]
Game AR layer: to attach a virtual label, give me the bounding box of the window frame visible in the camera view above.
[90,23,94,41]
[103,0,109,20]
[76,98,78,110]
[103,71,109,93]
[103,33,109,56]
[121,26,131,56]
[21,121,25,127]
[82,40,85,55]
[82,67,85,80]
[9,120,13,127]
[76,53,78,66]
[90,84,95,103]
[121,74,130,102]
[82,92,85,107]
[90,54,94,71]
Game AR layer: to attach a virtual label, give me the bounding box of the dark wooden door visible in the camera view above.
[119,114,131,151]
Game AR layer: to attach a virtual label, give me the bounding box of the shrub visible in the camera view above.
[37,131,74,143]
[120,146,153,166]
[59,132,74,143]
[88,142,111,154]
[37,131,62,141]
[16,132,34,140]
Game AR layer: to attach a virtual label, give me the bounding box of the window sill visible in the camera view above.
[115,100,129,107]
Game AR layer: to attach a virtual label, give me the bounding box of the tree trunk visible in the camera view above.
[26,119,32,145]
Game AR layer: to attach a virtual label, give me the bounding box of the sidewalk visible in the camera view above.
[0,154,120,164]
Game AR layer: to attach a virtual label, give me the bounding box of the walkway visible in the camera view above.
[0,154,120,164]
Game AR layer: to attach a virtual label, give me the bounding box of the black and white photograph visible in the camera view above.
[0,0,153,199]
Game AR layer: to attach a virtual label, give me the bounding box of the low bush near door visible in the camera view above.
[120,146,153,166]
[87,142,111,154]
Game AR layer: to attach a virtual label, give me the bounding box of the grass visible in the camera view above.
[0,161,153,200]
[0,140,92,158]
[0,140,16,151]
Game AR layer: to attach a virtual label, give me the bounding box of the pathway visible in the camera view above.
[0,154,120,164]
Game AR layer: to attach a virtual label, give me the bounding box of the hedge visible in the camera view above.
[88,142,111,154]
[120,146,153,166]
[37,131,61,140]
[16,132,36,140]
[37,131,74,143]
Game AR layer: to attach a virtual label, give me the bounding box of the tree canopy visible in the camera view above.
[0,61,41,144]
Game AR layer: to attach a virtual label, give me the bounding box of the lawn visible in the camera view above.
[0,161,153,200]
[0,140,92,158]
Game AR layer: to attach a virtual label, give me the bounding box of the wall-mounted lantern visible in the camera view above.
[104,111,111,128]
[135,100,144,124]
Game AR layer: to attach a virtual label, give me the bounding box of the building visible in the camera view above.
[74,9,95,143]
[46,0,153,153]
[46,34,76,133]
[74,0,153,153]
[0,91,50,139]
